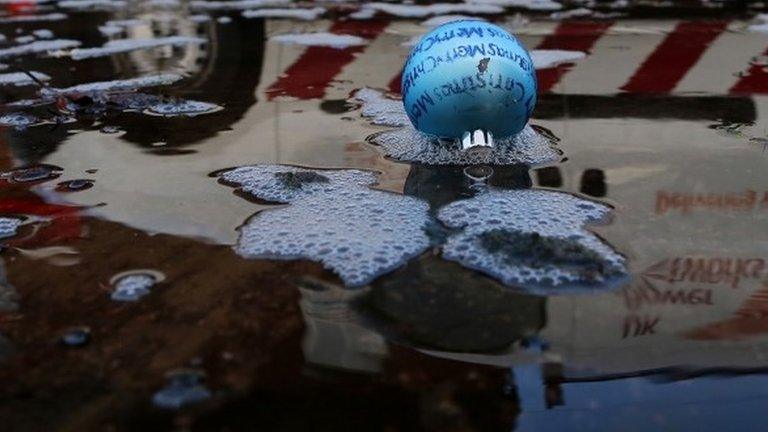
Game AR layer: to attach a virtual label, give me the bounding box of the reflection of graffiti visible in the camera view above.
[656,189,768,215]
[686,283,768,341]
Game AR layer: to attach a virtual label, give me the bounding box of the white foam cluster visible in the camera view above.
[111,273,156,301]
[43,73,184,94]
[438,189,627,291]
[58,0,126,10]
[220,164,431,287]
[0,217,22,240]
[70,36,206,60]
[466,0,562,11]
[15,36,34,44]
[32,29,54,39]
[0,71,50,87]
[0,39,81,59]
[191,0,290,10]
[352,87,410,127]
[372,126,559,166]
[352,88,559,166]
[357,2,504,18]
[243,7,326,20]
[0,113,38,128]
[530,49,586,69]
[550,7,593,19]
[0,13,67,23]
[98,19,143,37]
[145,99,223,117]
[270,32,365,48]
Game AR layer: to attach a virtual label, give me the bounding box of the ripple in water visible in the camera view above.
[351,88,561,166]
[218,164,431,287]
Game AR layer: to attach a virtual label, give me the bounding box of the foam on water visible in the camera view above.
[352,88,560,166]
[0,113,39,129]
[191,0,290,10]
[421,14,486,27]
[358,2,504,18]
[219,164,431,287]
[550,7,593,19]
[15,35,35,44]
[0,39,81,59]
[110,271,160,301]
[530,49,586,69]
[270,32,365,48]
[58,0,126,10]
[243,7,326,20]
[145,99,223,117]
[0,217,22,240]
[0,71,50,86]
[437,189,627,291]
[0,13,67,23]
[70,36,206,60]
[152,369,212,409]
[43,73,184,94]
[465,0,563,11]
[32,29,54,39]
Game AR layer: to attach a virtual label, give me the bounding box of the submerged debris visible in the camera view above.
[438,189,627,291]
[152,369,212,409]
[219,165,431,286]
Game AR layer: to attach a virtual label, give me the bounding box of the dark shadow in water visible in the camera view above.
[4,16,265,164]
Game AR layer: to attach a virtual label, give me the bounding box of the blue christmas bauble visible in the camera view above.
[401,20,537,141]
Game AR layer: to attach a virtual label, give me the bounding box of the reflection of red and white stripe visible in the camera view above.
[263,19,768,99]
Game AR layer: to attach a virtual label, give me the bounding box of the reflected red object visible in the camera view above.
[5,0,37,16]
[266,20,389,100]
[535,20,613,93]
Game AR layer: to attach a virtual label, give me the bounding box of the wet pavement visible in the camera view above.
[1,1,768,431]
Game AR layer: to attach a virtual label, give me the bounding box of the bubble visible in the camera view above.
[437,189,627,293]
[351,88,560,166]
[219,165,431,286]
[109,270,164,302]
[152,369,211,409]
[55,179,94,192]
[7,164,62,183]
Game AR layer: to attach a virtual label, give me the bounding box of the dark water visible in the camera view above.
[1,3,768,431]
